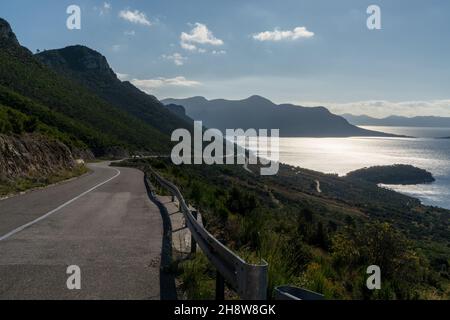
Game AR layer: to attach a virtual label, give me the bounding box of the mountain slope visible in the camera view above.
[342,114,450,127]
[36,45,192,136]
[165,103,194,124]
[0,18,171,156]
[162,96,393,137]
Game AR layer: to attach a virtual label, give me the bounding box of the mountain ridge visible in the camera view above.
[342,113,450,127]
[162,96,396,137]
[0,18,175,156]
[36,45,192,137]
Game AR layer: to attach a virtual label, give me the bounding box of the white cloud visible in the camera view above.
[131,76,201,93]
[95,2,111,16]
[212,50,226,55]
[180,23,224,52]
[112,44,121,52]
[181,42,197,51]
[124,30,136,36]
[119,9,152,27]
[253,26,314,41]
[162,53,187,66]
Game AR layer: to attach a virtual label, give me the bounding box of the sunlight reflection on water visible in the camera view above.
[244,130,450,209]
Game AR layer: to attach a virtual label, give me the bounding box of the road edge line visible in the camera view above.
[0,168,121,241]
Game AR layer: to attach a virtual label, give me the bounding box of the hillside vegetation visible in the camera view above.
[0,17,185,195]
[120,158,450,299]
[346,165,435,185]
[0,18,173,157]
[36,45,192,137]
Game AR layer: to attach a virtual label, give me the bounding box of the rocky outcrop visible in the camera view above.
[0,18,19,46]
[72,147,95,161]
[0,134,76,181]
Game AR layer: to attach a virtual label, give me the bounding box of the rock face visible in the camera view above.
[0,134,76,181]
[72,148,95,161]
[0,18,19,46]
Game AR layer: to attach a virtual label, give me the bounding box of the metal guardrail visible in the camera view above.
[274,286,324,300]
[146,166,268,300]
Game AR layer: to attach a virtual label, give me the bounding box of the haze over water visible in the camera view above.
[252,127,450,209]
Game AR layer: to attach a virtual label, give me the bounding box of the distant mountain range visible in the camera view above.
[342,114,450,127]
[162,96,395,137]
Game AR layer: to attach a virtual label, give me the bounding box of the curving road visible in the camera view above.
[0,162,163,300]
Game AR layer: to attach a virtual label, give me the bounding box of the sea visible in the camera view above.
[248,126,450,210]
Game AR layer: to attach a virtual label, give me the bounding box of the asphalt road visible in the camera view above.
[0,162,163,300]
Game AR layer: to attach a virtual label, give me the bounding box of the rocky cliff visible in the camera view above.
[0,134,77,181]
[0,18,19,46]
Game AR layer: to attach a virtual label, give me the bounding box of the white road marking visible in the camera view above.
[0,168,121,241]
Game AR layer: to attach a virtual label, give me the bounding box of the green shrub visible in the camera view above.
[179,253,215,300]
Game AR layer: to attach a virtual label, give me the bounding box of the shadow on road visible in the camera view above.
[144,176,178,300]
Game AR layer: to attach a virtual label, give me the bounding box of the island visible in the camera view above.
[345,164,435,185]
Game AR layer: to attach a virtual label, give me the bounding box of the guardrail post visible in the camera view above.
[216,271,225,300]
[190,210,198,255]
[240,263,268,300]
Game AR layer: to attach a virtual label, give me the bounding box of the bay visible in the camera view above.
[248,127,450,209]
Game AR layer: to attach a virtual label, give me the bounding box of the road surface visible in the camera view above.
[0,162,163,300]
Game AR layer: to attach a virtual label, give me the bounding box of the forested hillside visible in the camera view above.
[122,158,450,299]
[0,18,174,157]
[36,45,192,136]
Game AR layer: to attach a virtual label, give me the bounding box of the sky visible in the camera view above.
[1,0,450,117]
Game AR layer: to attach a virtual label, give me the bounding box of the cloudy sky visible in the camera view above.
[1,0,450,117]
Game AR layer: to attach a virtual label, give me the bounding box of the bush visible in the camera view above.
[179,253,215,300]
[331,222,427,299]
